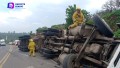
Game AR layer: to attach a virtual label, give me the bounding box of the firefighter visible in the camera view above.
[68,7,84,29]
[28,39,36,57]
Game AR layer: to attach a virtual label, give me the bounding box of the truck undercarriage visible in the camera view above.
[40,14,120,68]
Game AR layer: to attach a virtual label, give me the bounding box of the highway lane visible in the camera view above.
[0,45,11,68]
[0,45,10,61]
[0,45,61,68]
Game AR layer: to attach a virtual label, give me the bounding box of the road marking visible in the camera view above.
[0,45,13,68]
[0,52,9,64]
[0,45,12,64]
[0,53,10,67]
[26,66,34,68]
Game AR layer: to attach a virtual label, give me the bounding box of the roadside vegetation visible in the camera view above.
[0,32,28,43]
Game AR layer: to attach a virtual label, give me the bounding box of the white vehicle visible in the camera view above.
[14,40,20,45]
[0,39,6,46]
[107,44,120,68]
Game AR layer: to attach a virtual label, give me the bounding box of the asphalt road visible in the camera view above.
[0,45,61,68]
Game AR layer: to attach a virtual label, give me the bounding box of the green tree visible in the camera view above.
[82,10,90,22]
[65,4,76,29]
[114,29,120,38]
[102,0,117,12]
[36,26,48,33]
[101,10,120,31]
[81,10,93,24]
[51,24,65,29]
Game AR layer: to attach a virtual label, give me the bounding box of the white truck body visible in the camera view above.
[107,44,120,68]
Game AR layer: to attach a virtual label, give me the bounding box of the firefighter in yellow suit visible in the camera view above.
[28,39,36,57]
[68,7,84,29]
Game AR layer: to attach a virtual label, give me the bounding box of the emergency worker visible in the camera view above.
[28,39,36,57]
[68,7,84,29]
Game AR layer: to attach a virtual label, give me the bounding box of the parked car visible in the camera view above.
[0,42,6,46]
[8,42,13,45]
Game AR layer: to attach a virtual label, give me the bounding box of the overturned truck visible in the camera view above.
[41,15,120,68]
[18,35,30,52]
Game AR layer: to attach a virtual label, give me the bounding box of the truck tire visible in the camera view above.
[93,14,113,38]
[19,48,29,52]
[42,48,61,54]
[63,54,77,68]
[43,48,54,54]
[43,52,58,58]
[39,48,45,54]
[19,45,29,52]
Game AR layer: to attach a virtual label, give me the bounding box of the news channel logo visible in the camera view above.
[7,2,14,9]
[7,2,25,9]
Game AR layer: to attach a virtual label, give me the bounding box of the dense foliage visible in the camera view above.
[65,4,76,29]
[101,10,120,31]
[114,29,120,38]
[36,27,48,33]
[100,0,120,38]
[36,24,65,33]
[51,24,65,29]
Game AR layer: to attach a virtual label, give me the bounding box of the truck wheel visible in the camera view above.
[93,14,113,38]
[21,48,29,52]
[43,52,58,58]
[43,48,54,54]
[39,48,45,54]
[43,48,61,54]
[63,54,77,68]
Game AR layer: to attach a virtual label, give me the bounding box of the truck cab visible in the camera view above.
[107,44,120,68]
[107,23,120,68]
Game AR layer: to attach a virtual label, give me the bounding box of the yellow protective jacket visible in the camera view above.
[70,11,84,28]
[28,41,36,50]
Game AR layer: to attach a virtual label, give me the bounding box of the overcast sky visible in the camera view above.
[0,0,108,33]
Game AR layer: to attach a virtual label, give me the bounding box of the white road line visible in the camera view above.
[26,66,34,68]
